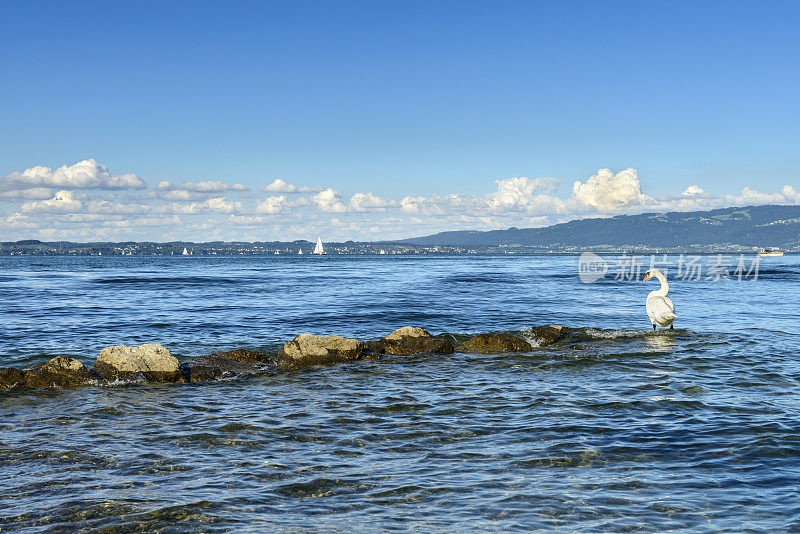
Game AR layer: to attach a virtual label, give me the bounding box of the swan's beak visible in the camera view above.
[643,273,650,281]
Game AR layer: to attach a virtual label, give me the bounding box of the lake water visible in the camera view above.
[1,254,799,532]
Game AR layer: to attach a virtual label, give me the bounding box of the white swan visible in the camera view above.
[643,268,677,330]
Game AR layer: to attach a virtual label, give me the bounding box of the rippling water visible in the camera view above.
[1,254,799,532]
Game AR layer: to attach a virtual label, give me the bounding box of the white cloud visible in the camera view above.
[260,179,321,194]
[682,185,706,196]
[254,195,288,214]
[19,190,83,213]
[487,176,562,211]
[156,180,249,193]
[1,159,145,191]
[349,192,394,212]
[0,187,55,200]
[310,188,348,212]
[572,168,648,211]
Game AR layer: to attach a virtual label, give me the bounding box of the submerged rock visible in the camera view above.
[207,348,269,364]
[379,326,454,356]
[95,343,181,382]
[278,334,365,369]
[23,356,92,388]
[0,368,25,391]
[457,333,532,353]
[180,349,268,383]
[529,325,565,347]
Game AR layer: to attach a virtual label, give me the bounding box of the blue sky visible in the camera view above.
[1,1,798,241]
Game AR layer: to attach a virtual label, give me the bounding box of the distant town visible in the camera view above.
[0,239,791,256]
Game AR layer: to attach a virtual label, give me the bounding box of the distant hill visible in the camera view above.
[401,205,800,249]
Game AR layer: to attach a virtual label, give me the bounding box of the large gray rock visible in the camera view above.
[457,333,532,353]
[278,334,365,369]
[24,356,92,388]
[379,326,454,356]
[95,343,181,382]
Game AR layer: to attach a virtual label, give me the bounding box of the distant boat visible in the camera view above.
[759,248,784,256]
[298,249,303,255]
[313,237,326,255]
[379,249,386,255]
[182,247,189,256]
[274,250,280,255]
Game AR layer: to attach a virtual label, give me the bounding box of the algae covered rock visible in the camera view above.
[95,343,181,382]
[278,334,365,369]
[529,325,565,347]
[23,356,92,388]
[0,368,25,391]
[379,326,454,355]
[180,349,268,383]
[457,333,532,354]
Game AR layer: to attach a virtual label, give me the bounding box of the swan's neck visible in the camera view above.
[652,271,669,296]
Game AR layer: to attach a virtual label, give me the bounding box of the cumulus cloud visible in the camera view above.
[254,195,288,214]
[19,190,83,213]
[1,159,145,191]
[260,179,321,194]
[349,192,394,212]
[572,168,648,211]
[310,188,348,213]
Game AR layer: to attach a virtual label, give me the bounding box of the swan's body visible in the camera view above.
[643,269,676,330]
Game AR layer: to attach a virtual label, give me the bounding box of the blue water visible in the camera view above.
[1,254,799,532]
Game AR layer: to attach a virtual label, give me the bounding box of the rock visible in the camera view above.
[180,352,265,383]
[207,348,269,363]
[0,368,25,391]
[383,326,431,341]
[379,326,454,355]
[23,356,92,388]
[529,325,565,347]
[457,333,532,353]
[95,343,181,382]
[363,340,385,355]
[277,334,365,369]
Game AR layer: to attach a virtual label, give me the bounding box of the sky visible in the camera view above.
[1,0,799,242]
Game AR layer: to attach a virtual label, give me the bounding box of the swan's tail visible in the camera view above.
[664,312,677,321]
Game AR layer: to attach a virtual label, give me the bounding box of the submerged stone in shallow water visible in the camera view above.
[457,333,532,354]
[529,325,565,347]
[95,343,181,382]
[278,334,365,369]
[379,326,455,356]
[0,368,25,391]
[180,351,267,383]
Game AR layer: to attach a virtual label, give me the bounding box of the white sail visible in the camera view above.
[182,247,189,256]
[298,249,303,255]
[313,237,325,255]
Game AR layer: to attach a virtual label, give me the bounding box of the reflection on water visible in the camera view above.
[1,255,799,531]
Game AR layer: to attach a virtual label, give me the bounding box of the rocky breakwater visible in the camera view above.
[0,324,576,391]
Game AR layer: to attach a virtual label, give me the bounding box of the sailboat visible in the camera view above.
[181,247,189,256]
[298,249,303,255]
[313,237,326,255]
